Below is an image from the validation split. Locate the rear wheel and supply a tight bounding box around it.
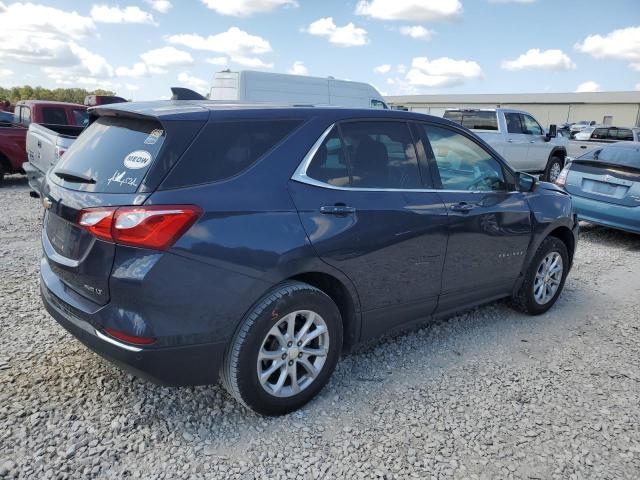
[512,237,569,315]
[544,155,564,183]
[221,281,342,415]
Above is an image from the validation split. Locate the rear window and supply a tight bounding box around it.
[443,111,498,131]
[578,145,640,170]
[163,119,303,188]
[42,107,68,125]
[72,109,88,126]
[52,116,166,193]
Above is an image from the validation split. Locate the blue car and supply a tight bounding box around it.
[0,110,14,123]
[40,101,578,415]
[556,142,640,234]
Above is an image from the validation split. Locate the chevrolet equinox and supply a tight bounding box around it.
[40,102,578,415]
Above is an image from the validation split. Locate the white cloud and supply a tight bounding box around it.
[501,49,576,71]
[201,0,297,16]
[116,62,148,78]
[206,56,229,66]
[0,2,95,40]
[374,64,392,74]
[631,63,640,71]
[575,26,640,71]
[177,72,208,93]
[90,5,155,24]
[636,83,640,91]
[406,56,483,87]
[399,25,433,41]
[125,83,140,91]
[168,27,272,58]
[575,81,600,93]
[488,0,535,3]
[288,61,308,75]
[232,56,274,69]
[355,0,462,21]
[144,0,172,13]
[0,68,13,79]
[68,42,114,77]
[140,46,194,73]
[306,17,368,47]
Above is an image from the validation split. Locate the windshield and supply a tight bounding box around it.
[577,145,640,170]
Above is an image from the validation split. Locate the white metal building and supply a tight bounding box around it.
[385,91,640,128]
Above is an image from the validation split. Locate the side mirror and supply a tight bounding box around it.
[545,124,557,141]
[516,172,536,192]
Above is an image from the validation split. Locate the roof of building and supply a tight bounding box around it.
[385,91,640,105]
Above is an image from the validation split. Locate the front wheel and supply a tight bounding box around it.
[544,155,564,183]
[221,282,343,416]
[512,237,569,315]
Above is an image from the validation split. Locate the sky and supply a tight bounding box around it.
[0,0,639,101]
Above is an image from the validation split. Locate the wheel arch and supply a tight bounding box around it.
[548,146,567,162]
[547,225,576,268]
[288,271,360,352]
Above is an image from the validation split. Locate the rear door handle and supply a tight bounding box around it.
[580,145,587,149]
[507,139,514,143]
[320,205,356,216]
[450,202,475,213]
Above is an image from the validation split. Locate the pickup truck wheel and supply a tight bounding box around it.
[544,156,564,183]
[221,281,343,416]
[512,237,569,315]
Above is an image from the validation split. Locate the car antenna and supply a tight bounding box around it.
[171,87,206,101]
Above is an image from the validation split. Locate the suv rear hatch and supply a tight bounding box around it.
[41,105,208,306]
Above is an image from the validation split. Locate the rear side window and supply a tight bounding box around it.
[306,121,422,189]
[614,128,633,141]
[42,107,68,125]
[52,116,166,193]
[592,128,608,140]
[164,119,303,188]
[443,111,498,131]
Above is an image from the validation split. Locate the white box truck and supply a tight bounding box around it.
[209,70,388,109]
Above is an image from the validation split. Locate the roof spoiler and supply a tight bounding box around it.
[171,87,206,101]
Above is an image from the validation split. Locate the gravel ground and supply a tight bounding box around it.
[1,175,639,480]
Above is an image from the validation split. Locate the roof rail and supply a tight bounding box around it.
[171,87,206,101]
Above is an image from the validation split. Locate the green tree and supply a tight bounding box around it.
[0,85,117,106]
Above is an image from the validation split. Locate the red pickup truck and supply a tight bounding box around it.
[0,101,87,183]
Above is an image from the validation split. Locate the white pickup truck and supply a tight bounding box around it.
[24,123,84,196]
[443,108,568,182]
[567,125,640,158]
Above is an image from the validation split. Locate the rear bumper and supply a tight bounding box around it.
[41,278,227,387]
[571,194,640,234]
[22,162,45,195]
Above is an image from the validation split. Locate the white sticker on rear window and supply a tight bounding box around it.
[144,129,164,145]
[124,150,152,170]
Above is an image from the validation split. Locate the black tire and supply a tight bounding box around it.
[512,236,569,315]
[221,281,343,416]
[544,155,564,183]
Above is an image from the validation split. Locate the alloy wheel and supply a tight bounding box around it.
[257,310,330,398]
[533,252,563,305]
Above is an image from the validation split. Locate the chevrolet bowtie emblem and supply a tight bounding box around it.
[42,197,52,210]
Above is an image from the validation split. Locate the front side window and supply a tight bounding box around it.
[72,109,89,126]
[21,106,31,124]
[422,124,508,192]
[521,115,543,136]
[443,111,498,131]
[370,99,387,109]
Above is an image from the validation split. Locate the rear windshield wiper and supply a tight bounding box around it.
[54,169,96,184]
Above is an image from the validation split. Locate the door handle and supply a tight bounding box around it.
[529,140,536,143]
[37,141,42,148]
[580,145,587,149]
[507,139,514,143]
[450,202,475,213]
[320,205,356,216]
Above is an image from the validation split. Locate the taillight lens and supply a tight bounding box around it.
[555,165,571,187]
[78,205,202,250]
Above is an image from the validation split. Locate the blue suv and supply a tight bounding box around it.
[40,102,578,415]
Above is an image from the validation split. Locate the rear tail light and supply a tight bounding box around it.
[78,205,202,250]
[104,327,156,345]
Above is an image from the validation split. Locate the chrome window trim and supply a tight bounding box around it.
[95,329,143,352]
[291,122,519,195]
